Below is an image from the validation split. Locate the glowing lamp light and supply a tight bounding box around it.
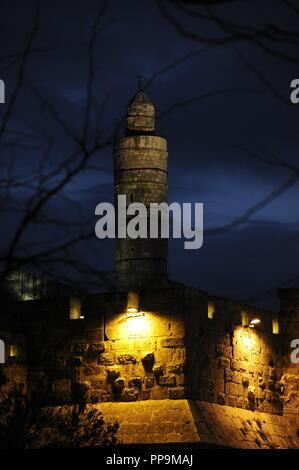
[126,309,144,318]
[249,318,260,328]
[126,312,149,336]
[80,315,85,320]
[241,312,261,328]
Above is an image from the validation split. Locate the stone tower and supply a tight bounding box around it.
[113,81,168,289]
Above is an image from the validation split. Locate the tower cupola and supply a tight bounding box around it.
[126,78,155,135]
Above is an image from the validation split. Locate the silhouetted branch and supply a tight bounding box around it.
[156,0,299,63]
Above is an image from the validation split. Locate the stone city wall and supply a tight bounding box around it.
[6,285,298,420]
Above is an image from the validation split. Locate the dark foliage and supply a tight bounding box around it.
[0,372,119,449]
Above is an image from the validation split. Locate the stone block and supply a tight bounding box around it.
[133,339,155,350]
[71,380,90,402]
[110,339,133,350]
[217,357,230,369]
[117,354,137,364]
[98,353,115,365]
[106,366,120,382]
[160,338,184,348]
[216,344,226,357]
[90,390,102,403]
[87,342,105,355]
[225,369,233,382]
[229,382,242,396]
[139,389,151,400]
[153,365,164,377]
[167,362,185,374]
[101,390,114,402]
[121,388,138,402]
[129,377,142,389]
[71,343,88,354]
[167,387,185,399]
[144,376,155,388]
[217,393,226,405]
[155,349,174,363]
[173,348,186,362]
[151,387,168,400]
[52,379,71,398]
[83,365,102,376]
[113,377,125,393]
[177,373,185,386]
[158,374,176,386]
[89,377,105,390]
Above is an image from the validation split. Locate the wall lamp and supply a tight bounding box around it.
[241,312,261,328]
[249,318,260,328]
[126,291,144,317]
[126,310,144,318]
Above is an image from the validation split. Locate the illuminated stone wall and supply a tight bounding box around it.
[97,400,299,447]
[2,284,298,422]
[185,293,284,414]
[0,363,27,406]
[33,287,187,404]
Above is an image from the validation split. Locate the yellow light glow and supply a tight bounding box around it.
[126,314,150,336]
[9,345,18,358]
[242,334,254,349]
[249,318,260,328]
[70,297,82,320]
[208,302,215,320]
[236,329,256,351]
[127,307,140,316]
[272,314,279,335]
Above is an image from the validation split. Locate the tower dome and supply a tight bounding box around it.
[126,80,155,135]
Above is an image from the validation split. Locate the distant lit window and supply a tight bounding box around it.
[0,339,5,363]
[69,297,82,320]
[272,313,280,335]
[9,345,18,358]
[208,301,215,319]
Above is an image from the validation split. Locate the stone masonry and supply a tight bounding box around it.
[113,85,168,290]
[1,85,299,448]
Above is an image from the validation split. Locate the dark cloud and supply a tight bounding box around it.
[1,0,299,309]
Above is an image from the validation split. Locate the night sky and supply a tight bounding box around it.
[1,0,299,310]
